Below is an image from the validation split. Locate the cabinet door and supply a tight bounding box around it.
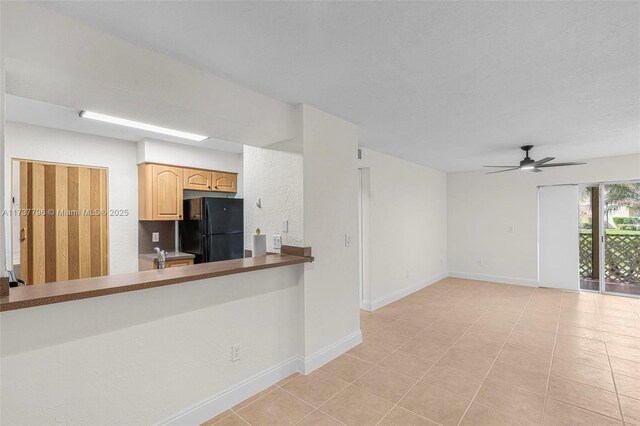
[166,258,194,268]
[211,171,237,193]
[152,165,183,220]
[183,168,212,191]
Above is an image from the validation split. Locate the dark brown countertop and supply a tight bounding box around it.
[1,253,312,312]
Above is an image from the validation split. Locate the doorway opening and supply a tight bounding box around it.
[358,167,370,309]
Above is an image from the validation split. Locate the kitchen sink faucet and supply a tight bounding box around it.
[154,247,167,269]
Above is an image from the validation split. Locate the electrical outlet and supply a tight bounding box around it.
[231,344,241,362]
[508,225,514,233]
[152,232,160,242]
[477,259,483,266]
[405,270,409,278]
[345,234,351,247]
[273,235,282,249]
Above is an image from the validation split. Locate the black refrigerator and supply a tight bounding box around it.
[179,197,244,263]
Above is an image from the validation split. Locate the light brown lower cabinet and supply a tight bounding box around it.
[19,161,108,285]
[139,257,194,271]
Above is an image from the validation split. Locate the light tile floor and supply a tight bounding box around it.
[203,278,640,425]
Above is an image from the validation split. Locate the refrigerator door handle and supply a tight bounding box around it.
[202,235,208,262]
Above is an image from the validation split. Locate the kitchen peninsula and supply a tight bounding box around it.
[0,246,313,312]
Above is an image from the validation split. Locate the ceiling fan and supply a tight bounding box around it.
[484,145,586,174]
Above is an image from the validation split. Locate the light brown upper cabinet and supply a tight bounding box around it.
[183,168,213,191]
[211,171,238,193]
[139,163,238,220]
[139,164,183,221]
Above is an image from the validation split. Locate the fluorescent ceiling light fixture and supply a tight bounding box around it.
[520,165,534,170]
[79,111,208,141]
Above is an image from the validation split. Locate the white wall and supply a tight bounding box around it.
[448,154,640,285]
[0,266,303,425]
[0,3,6,275]
[4,122,139,275]
[301,105,360,356]
[243,145,303,252]
[137,138,244,198]
[358,148,448,308]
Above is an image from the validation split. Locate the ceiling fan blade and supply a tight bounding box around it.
[537,162,587,168]
[532,157,555,166]
[486,167,521,174]
[483,165,520,168]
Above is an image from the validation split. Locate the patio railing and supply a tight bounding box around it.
[579,233,640,284]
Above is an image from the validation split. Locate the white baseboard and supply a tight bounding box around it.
[361,272,447,311]
[159,356,300,426]
[301,329,362,374]
[159,330,362,425]
[448,271,539,287]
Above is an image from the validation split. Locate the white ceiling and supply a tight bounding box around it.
[5,95,244,153]
[38,1,640,172]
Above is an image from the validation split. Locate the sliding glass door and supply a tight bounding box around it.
[602,181,640,296]
[542,181,638,297]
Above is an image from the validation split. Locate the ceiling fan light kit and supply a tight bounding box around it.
[484,145,586,174]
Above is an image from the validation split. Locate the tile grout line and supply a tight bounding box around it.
[314,353,410,424]
[276,378,349,426]
[539,290,564,424]
[373,286,514,426]
[293,407,347,426]
[226,408,251,426]
[229,386,279,424]
[299,349,402,424]
[455,288,538,425]
[595,295,626,424]
[231,374,348,426]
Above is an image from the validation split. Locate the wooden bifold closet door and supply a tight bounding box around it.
[20,161,108,285]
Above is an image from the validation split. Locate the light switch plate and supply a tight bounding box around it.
[152,232,160,243]
[282,219,288,233]
[231,344,241,362]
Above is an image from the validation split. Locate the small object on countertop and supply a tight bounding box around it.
[0,277,9,297]
[252,233,267,257]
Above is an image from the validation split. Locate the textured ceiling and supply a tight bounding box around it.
[38,1,640,171]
